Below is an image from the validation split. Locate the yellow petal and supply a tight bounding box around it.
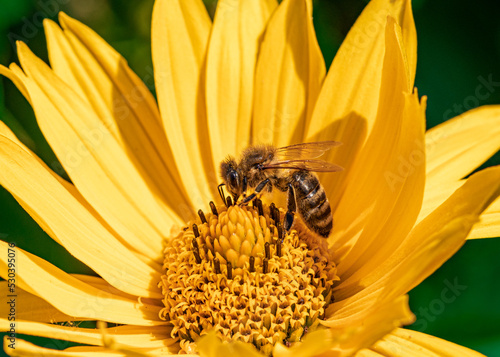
[206,0,276,167]
[338,165,500,307]
[49,15,192,222]
[0,242,165,326]
[323,296,414,357]
[359,328,486,357]
[419,178,500,240]
[152,0,217,207]
[197,331,262,357]
[468,196,500,239]
[15,42,176,261]
[425,105,500,188]
[0,133,162,298]
[0,320,172,350]
[332,19,425,282]
[0,283,79,323]
[3,337,163,357]
[0,64,31,103]
[273,330,334,357]
[306,0,415,210]
[252,0,325,147]
[417,180,464,224]
[0,84,161,267]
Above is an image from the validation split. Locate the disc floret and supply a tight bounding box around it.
[159,200,339,355]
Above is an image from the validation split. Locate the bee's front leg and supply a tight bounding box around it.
[240,178,271,205]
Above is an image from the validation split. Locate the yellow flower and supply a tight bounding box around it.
[0,0,499,356]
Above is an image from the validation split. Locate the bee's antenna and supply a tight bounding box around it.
[218,183,227,206]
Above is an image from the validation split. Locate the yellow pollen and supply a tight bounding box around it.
[159,200,339,355]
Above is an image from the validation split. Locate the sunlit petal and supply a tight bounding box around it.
[0,242,165,325]
[357,328,486,357]
[306,0,416,211]
[15,42,178,261]
[0,320,173,350]
[0,132,162,297]
[252,0,325,147]
[0,283,78,323]
[152,0,216,209]
[426,105,500,188]
[48,15,192,222]
[332,19,425,282]
[206,0,276,168]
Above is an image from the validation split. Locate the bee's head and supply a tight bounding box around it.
[220,157,245,200]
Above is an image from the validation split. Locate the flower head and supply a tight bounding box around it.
[1,0,499,356]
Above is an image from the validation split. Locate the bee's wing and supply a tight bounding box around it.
[262,159,343,172]
[275,141,342,160]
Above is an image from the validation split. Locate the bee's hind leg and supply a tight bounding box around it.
[240,178,271,205]
[284,184,296,232]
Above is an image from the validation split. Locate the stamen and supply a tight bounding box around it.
[277,221,283,242]
[271,204,280,223]
[193,247,201,264]
[249,256,255,273]
[227,261,233,279]
[214,257,221,274]
[198,209,207,224]
[209,201,218,216]
[226,196,233,207]
[269,202,276,220]
[277,239,282,257]
[265,242,270,259]
[192,224,200,238]
[256,198,264,216]
[263,258,269,274]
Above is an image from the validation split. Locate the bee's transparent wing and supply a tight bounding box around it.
[263,159,343,172]
[275,141,342,160]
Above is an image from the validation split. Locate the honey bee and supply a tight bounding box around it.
[219,142,342,238]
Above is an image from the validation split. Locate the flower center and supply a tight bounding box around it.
[159,199,339,355]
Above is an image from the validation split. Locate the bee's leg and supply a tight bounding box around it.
[218,183,227,206]
[284,184,296,232]
[240,178,271,205]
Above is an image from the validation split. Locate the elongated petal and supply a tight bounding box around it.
[197,331,264,357]
[206,0,276,168]
[417,180,463,223]
[15,42,176,262]
[0,64,31,103]
[335,166,500,312]
[420,182,500,239]
[306,0,415,211]
[468,196,500,239]
[0,133,162,298]
[273,330,334,357]
[332,19,425,281]
[3,337,164,357]
[152,0,217,208]
[357,328,486,357]
[426,105,500,188]
[252,0,325,147]
[0,283,79,323]
[419,180,500,240]
[0,242,165,326]
[49,15,191,223]
[322,296,414,357]
[0,320,172,349]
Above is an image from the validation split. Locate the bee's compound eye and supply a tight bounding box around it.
[228,171,239,190]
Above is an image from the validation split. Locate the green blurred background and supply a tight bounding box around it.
[1,0,500,355]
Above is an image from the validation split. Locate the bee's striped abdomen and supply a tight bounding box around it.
[292,171,332,238]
